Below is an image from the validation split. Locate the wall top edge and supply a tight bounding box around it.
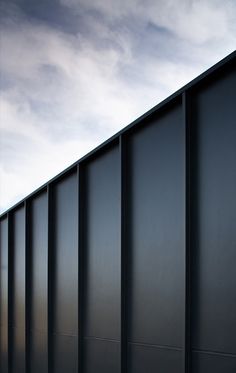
[0,50,235,219]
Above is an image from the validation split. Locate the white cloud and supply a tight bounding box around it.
[0,0,235,213]
[61,0,236,45]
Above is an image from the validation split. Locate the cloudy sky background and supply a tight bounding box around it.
[0,0,236,213]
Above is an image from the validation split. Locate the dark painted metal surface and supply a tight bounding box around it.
[83,144,121,372]
[128,344,183,373]
[28,192,48,373]
[10,207,26,373]
[191,351,236,373]
[84,338,121,373]
[126,100,185,371]
[51,172,78,372]
[120,135,128,373]
[0,51,235,373]
[191,64,236,368]
[83,145,120,339]
[0,217,8,372]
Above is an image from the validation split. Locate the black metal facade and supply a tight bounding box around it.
[0,51,236,373]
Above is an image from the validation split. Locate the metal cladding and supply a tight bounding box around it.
[0,51,236,373]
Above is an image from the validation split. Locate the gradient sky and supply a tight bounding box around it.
[0,0,236,213]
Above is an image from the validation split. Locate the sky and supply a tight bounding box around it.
[0,0,236,213]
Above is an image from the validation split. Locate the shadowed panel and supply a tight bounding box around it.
[191,66,236,355]
[29,192,48,372]
[53,335,78,373]
[0,218,8,373]
[128,103,185,352]
[11,207,25,373]
[53,172,78,335]
[128,343,183,373]
[84,145,120,340]
[52,171,78,372]
[84,338,120,373]
[192,351,236,373]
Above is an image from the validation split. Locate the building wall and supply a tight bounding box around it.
[0,53,235,372]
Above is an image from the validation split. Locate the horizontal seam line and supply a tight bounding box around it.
[128,341,182,351]
[28,328,48,334]
[51,331,78,337]
[84,336,120,343]
[192,349,236,358]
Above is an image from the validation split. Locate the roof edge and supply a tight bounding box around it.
[1,50,235,218]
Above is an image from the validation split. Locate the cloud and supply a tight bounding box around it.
[0,0,236,213]
[61,0,236,44]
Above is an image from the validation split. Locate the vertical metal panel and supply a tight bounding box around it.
[127,102,185,371]
[52,171,78,372]
[8,214,13,373]
[183,90,192,373]
[84,338,121,373]
[28,191,48,373]
[47,184,53,373]
[83,144,121,372]
[128,344,183,373]
[11,206,26,373]
[25,200,30,373]
[191,65,236,367]
[0,217,8,373]
[29,331,48,372]
[120,135,128,373]
[53,334,78,373]
[78,163,84,373]
[191,351,236,373]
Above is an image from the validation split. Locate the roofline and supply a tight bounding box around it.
[1,50,235,219]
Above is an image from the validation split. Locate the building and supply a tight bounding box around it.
[0,51,236,373]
